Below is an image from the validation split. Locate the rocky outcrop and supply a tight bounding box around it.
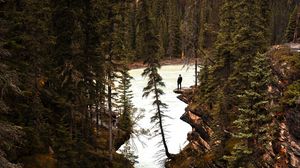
[0,122,24,168]
[174,87,212,144]
[268,45,300,168]
[275,121,300,168]
[166,87,215,168]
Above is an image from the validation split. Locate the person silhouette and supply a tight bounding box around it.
[177,74,182,90]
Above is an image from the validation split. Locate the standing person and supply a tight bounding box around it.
[177,74,182,90]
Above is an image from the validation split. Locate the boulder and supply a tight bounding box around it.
[180,111,211,141]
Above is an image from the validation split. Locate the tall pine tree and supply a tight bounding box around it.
[139,0,172,159]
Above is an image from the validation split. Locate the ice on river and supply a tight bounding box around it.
[124,64,195,168]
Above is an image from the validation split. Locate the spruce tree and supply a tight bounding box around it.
[285,5,298,42]
[198,0,236,105]
[196,0,236,162]
[167,0,181,58]
[129,0,138,52]
[227,0,268,99]
[181,0,202,86]
[223,0,273,166]
[181,0,201,59]
[117,67,134,135]
[1,0,56,161]
[258,0,271,43]
[214,0,235,81]
[194,0,274,166]
[50,1,82,166]
[114,1,134,132]
[139,0,172,159]
[226,52,273,167]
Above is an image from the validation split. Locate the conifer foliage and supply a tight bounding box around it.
[139,0,172,159]
[224,0,274,166]
[1,0,299,167]
[225,53,273,167]
[196,0,275,167]
[1,0,134,167]
[285,5,299,42]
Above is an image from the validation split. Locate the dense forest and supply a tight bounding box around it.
[1,0,300,168]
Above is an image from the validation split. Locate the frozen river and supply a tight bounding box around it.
[127,64,195,168]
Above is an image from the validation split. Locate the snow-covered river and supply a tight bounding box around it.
[127,64,195,168]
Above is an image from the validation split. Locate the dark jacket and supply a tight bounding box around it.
[177,76,182,83]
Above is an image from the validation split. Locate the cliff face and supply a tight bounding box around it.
[268,44,300,168]
[167,45,300,168]
[167,88,215,168]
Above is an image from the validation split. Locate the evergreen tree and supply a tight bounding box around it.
[81,0,102,140]
[181,0,201,59]
[152,0,170,58]
[223,0,273,166]
[0,49,19,114]
[196,0,236,162]
[225,53,273,167]
[50,1,84,166]
[129,0,138,53]
[228,0,269,98]
[199,0,236,105]
[167,0,181,58]
[3,0,297,167]
[181,0,202,86]
[285,5,298,42]
[114,1,134,132]
[194,0,274,166]
[1,0,56,162]
[139,0,172,159]
[214,0,235,81]
[259,0,271,43]
[117,67,134,136]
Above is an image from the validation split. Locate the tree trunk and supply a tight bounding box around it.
[293,11,300,43]
[154,80,171,158]
[108,71,113,161]
[195,58,198,86]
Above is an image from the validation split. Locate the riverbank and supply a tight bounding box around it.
[129,58,196,69]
